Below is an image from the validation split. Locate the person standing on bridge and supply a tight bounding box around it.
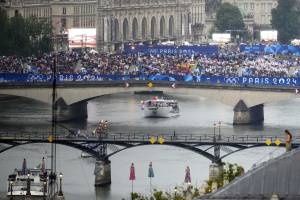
[285,129,292,152]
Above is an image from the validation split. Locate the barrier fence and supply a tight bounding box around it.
[0,73,299,87]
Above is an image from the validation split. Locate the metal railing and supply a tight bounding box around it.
[0,132,298,145]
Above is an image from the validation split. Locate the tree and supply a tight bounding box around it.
[215,3,245,33]
[271,0,300,44]
[0,8,10,55]
[25,16,53,55]
[9,13,31,56]
[0,12,53,56]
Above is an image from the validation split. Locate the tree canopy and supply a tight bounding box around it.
[271,0,300,44]
[0,8,53,56]
[215,3,245,33]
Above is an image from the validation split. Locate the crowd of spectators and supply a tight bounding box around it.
[0,50,300,77]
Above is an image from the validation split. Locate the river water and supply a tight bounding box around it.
[0,92,299,199]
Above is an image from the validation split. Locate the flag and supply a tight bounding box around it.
[129,163,135,181]
[148,162,154,178]
[148,162,154,194]
[22,158,27,175]
[129,163,136,194]
[184,166,191,183]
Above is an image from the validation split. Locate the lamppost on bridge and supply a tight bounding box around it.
[26,173,31,196]
[213,122,217,142]
[218,121,221,140]
[43,180,47,200]
[58,172,63,197]
[213,122,221,163]
[9,180,13,200]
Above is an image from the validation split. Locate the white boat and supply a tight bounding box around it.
[7,169,48,197]
[7,159,48,197]
[141,97,179,118]
[81,151,92,158]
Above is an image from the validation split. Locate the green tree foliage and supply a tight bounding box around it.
[0,8,11,55]
[215,3,245,33]
[9,13,31,56]
[0,9,53,56]
[129,187,197,200]
[271,0,300,44]
[25,16,53,55]
[205,163,245,194]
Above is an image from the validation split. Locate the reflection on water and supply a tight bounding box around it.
[0,92,299,199]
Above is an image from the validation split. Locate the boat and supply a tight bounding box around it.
[7,158,48,197]
[81,151,92,158]
[141,97,179,118]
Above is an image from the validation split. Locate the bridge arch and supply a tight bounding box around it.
[0,140,291,163]
[0,141,216,161]
[0,84,296,108]
[0,141,101,158]
[105,142,216,161]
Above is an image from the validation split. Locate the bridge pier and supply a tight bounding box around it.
[233,100,264,125]
[209,162,223,180]
[94,159,111,186]
[56,100,88,122]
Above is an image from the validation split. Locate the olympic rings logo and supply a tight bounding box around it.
[225,77,239,84]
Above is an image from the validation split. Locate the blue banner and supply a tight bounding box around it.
[0,73,299,87]
[239,44,265,53]
[124,44,218,55]
[240,44,300,55]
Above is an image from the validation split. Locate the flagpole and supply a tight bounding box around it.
[150,177,152,195]
[131,180,133,194]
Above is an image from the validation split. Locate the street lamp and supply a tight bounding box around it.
[58,173,63,196]
[218,121,221,140]
[9,180,13,199]
[43,181,47,200]
[213,122,217,141]
[26,173,31,196]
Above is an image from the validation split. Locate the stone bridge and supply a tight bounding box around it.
[0,81,296,124]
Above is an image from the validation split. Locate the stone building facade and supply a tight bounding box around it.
[222,0,277,33]
[96,0,206,51]
[2,0,279,51]
[2,0,96,35]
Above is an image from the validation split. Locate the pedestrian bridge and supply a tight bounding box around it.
[0,81,296,124]
[0,132,298,186]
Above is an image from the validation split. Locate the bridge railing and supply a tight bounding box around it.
[0,132,299,145]
[0,74,299,88]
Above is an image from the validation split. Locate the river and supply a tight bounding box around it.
[0,92,299,199]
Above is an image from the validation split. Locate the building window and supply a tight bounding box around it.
[63,8,66,15]
[61,18,66,28]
